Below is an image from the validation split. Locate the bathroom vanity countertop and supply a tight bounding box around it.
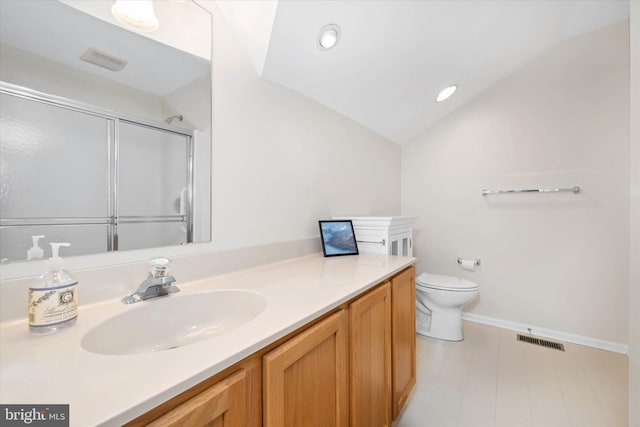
[0,253,415,426]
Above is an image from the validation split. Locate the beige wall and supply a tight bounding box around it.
[401,23,630,345]
[629,3,639,425]
[0,0,400,280]
[208,1,400,250]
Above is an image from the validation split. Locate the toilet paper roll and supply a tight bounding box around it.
[461,259,476,272]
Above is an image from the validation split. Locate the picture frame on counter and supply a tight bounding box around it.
[318,220,359,257]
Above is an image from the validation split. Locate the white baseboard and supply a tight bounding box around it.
[462,312,629,355]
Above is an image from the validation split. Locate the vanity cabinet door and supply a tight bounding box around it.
[349,281,391,427]
[146,369,248,427]
[263,310,349,427]
[391,266,416,419]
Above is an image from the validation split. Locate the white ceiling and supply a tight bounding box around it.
[250,0,630,144]
[2,1,628,139]
[0,0,210,97]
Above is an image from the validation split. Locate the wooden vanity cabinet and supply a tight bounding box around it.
[263,269,415,427]
[146,369,248,427]
[126,266,415,427]
[262,310,349,427]
[391,266,416,419]
[348,266,416,425]
[124,356,262,427]
[349,281,391,427]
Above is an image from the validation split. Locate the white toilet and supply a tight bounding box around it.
[415,273,479,341]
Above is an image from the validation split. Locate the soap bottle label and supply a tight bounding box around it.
[28,282,78,328]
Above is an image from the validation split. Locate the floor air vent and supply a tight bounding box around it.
[517,334,565,351]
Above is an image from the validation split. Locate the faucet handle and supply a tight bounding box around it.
[149,257,171,278]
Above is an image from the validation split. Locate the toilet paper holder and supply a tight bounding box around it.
[457,257,481,266]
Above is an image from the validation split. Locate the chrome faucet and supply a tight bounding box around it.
[122,257,180,304]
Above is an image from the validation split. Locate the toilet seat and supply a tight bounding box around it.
[416,273,478,291]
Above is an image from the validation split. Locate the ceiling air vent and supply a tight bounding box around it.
[517,334,565,351]
[80,48,127,72]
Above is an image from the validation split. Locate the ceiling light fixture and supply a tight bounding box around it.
[436,85,457,102]
[112,0,159,32]
[318,24,341,50]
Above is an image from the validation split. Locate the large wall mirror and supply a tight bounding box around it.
[0,0,212,263]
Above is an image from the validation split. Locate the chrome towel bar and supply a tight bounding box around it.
[481,186,580,196]
[357,239,386,246]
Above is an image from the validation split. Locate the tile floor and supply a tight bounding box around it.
[393,321,628,427]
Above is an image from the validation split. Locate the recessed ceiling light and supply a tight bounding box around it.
[436,85,457,102]
[112,0,159,32]
[318,24,341,50]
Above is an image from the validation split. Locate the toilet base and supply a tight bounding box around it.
[416,309,465,341]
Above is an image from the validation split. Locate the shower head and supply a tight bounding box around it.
[165,114,183,124]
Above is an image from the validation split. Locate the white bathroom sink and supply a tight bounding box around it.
[81,290,268,355]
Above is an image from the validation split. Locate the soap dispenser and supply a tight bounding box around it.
[27,235,45,260]
[28,243,78,334]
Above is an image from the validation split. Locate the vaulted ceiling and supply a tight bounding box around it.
[217,0,629,144]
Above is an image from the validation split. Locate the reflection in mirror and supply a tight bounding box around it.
[0,0,212,263]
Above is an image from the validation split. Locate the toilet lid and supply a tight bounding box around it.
[416,273,478,291]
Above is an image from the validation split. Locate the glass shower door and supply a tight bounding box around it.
[116,120,192,251]
[0,86,197,262]
[0,92,110,261]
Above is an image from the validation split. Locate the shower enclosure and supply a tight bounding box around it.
[0,84,194,262]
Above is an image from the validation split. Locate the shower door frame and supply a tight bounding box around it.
[0,82,194,255]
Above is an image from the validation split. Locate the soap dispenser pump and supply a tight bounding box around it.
[28,242,79,334]
[27,235,45,260]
